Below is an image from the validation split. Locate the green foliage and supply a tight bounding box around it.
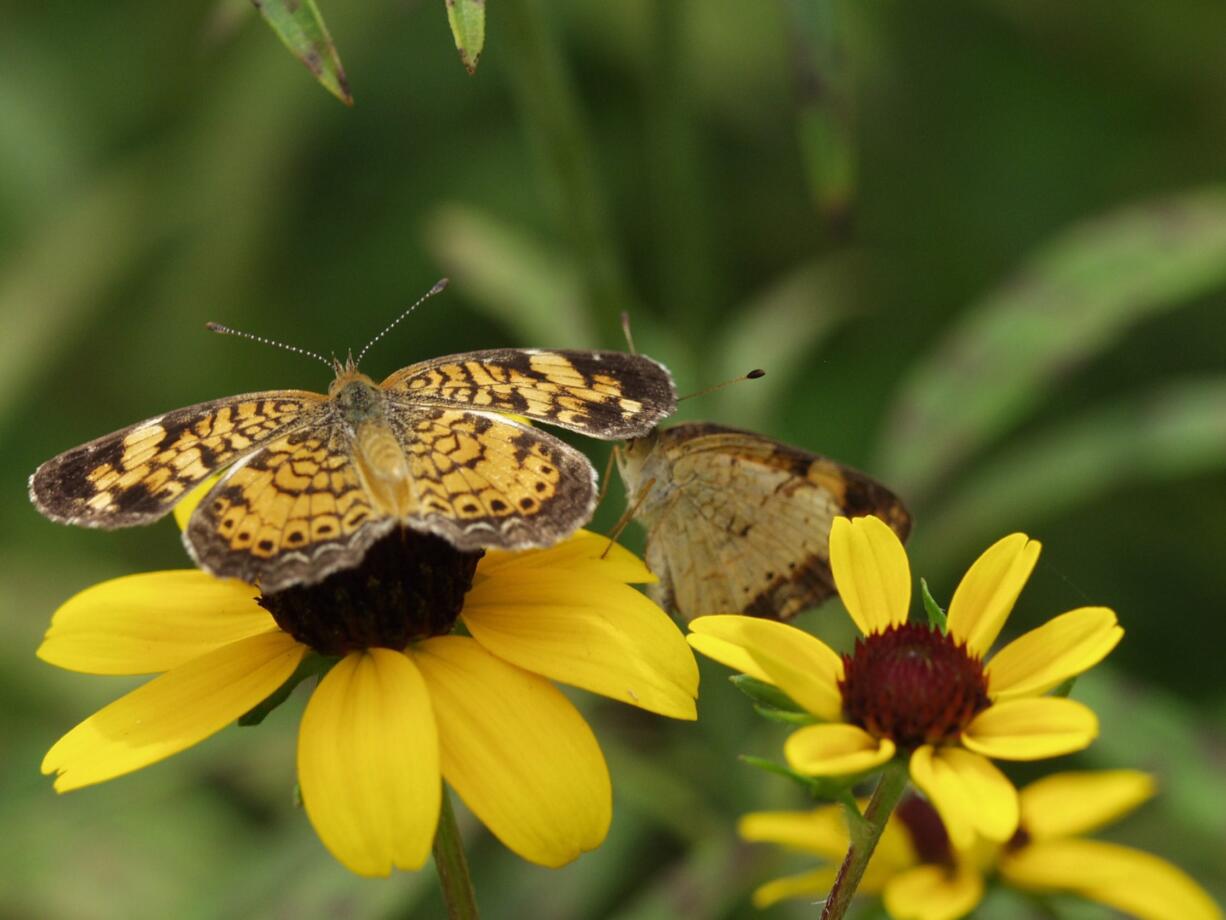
[252,0,352,105]
[919,578,947,632]
[446,0,488,75]
[4,2,1226,917]
[879,187,1226,505]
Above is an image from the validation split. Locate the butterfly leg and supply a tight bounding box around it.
[600,475,656,559]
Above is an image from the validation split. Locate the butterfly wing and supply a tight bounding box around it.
[380,349,676,439]
[30,391,326,529]
[629,423,911,621]
[389,407,597,551]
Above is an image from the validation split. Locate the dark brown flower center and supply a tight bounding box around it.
[839,622,990,749]
[258,530,483,656]
[895,794,954,868]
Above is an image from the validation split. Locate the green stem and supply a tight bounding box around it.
[432,785,479,920]
[646,0,713,350]
[498,0,639,344]
[820,761,908,920]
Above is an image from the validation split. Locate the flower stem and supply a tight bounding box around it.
[820,761,909,920]
[433,784,479,920]
[498,0,640,344]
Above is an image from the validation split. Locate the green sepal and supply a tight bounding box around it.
[740,755,860,801]
[1051,675,1077,698]
[239,653,334,726]
[753,704,819,726]
[920,577,947,632]
[731,674,806,712]
[251,0,353,106]
[445,0,487,75]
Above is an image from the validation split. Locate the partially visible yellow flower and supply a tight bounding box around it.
[39,530,699,877]
[997,771,1222,920]
[689,515,1122,847]
[741,772,1221,920]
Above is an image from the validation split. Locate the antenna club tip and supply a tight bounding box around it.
[205,321,226,333]
[747,368,766,379]
[431,278,450,293]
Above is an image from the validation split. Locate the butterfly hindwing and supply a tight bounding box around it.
[392,407,597,550]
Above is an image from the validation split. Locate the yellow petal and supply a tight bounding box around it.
[785,723,896,776]
[173,473,223,531]
[739,804,916,875]
[909,746,1018,846]
[961,697,1098,760]
[37,571,271,675]
[1001,839,1223,920]
[738,806,850,858]
[43,630,302,792]
[476,530,654,584]
[883,864,985,920]
[688,615,844,721]
[1018,770,1155,841]
[751,868,839,909]
[986,607,1122,701]
[297,649,440,877]
[687,633,773,684]
[829,515,911,635]
[412,636,611,867]
[462,572,697,719]
[946,534,1040,656]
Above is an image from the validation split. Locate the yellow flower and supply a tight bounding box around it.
[688,515,1122,847]
[741,772,1222,920]
[39,527,698,877]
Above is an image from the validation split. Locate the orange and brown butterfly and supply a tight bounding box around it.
[613,374,909,622]
[29,281,677,593]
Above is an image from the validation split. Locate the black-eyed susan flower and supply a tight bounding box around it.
[688,515,1122,848]
[740,772,1221,920]
[39,517,699,877]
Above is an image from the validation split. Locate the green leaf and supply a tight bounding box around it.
[752,704,819,726]
[919,377,1226,569]
[251,0,353,106]
[445,0,487,75]
[879,187,1226,503]
[238,653,332,726]
[920,578,947,632]
[730,674,807,712]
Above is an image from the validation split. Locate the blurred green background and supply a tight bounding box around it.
[3,1,1225,917]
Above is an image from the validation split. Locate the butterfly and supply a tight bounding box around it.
[614,422,910,621]
[30,347,676,593]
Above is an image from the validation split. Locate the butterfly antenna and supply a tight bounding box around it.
[620,311,637,354]
[677,368,765,402]
[355,277,450,366]
[205,322,332,369]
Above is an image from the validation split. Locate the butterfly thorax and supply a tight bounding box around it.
[616,431,674,521]
[329,370,413,514]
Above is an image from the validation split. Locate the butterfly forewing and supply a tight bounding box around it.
[619,423,911,621]
[29,392,326,529]
[380,349,676,439]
